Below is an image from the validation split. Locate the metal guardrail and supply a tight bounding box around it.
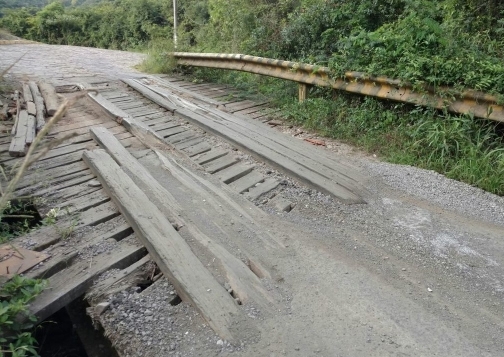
[173,52,504,123]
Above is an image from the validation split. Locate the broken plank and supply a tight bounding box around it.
[218,163,255,184]
[28,238,145,323]
[245,178,281,200]
[82,149,240,341]
[38,81,59,116]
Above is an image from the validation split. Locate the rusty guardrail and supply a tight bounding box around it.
[173,52,504,123]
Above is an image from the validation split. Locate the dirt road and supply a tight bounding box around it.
[2,43,503,356]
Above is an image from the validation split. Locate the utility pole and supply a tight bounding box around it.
[173,0,178,48]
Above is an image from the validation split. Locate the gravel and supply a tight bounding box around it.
[364,161,504,227]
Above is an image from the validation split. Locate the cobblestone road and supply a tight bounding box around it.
[0,43,145,84]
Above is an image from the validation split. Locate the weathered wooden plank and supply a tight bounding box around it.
[183,141,212,157]
[9,110,29,157]
[204,154,239,174]
[165,130,196,144]
[28,81,46,131]
[245,178,281,200]
[218,163,255,184]
[229,171,265,193]
[25,115,36,145]
[22,83,34,103]
[25,217,132,280]
[38,81,60,116]
[174,137,204,150]
[89,127,182,220]
[86,255,151,305]
[194,149,228,165]
[156,126,186,138]
[10,90,20,136]
[82,149,240,341]
[26,102,36,116]
[28,238,145,323]
[18,161,88,190]
[17,201,121,251]
[149,121,180,132]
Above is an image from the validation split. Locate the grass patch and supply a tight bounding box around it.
[181,67,504,195]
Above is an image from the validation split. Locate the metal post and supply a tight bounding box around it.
[173,0,178,48]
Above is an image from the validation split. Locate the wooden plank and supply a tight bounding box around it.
[25,115,36,145]
[229,171,265,193]
[156,126,186,138]
[150,121,180,132]
[175,137,204,150]
[245,178,281,200]
[10,90,20,136]
[218,164,255,184]
[194,149,228,165]
[30,82,46,131]
[86,255,151,305]
[89,127,182,222]
[82,149,240,341]
[25,217,132,280]
[165,130,196,144]
[9,110,29,157]
[22,83,34,103]
[183,141,212,157]
[17,161,88,190]
[38,81,59,116]
[28,238,145,323]
[17,200,121,251]
[204,154,239,174]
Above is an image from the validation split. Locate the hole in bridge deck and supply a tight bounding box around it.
[34,297,119,357]
[0,198,42,240]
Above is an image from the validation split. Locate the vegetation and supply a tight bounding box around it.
[1,1,504,195]
[0,276,46,357]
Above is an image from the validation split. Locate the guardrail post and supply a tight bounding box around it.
[298,83,308,102]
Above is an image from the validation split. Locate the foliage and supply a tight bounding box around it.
[0,276,46,357]
[281,94,504,195]
[1,0,172,50]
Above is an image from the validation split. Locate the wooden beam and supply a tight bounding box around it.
[38,81,59,116]
[9,110,29,156]
[82,149,240,341]
[29,81,46,130]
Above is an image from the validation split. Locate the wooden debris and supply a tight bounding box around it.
[29,81,46,130]
[26,101,36,116]
[10,90,20,136]
[304,138,326,146]
[22,82,34,103]
[28,237,145,323]
[9,110,29,156]
[25,115,36,144]
[38,81,59,116]
[82,149,240,341]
